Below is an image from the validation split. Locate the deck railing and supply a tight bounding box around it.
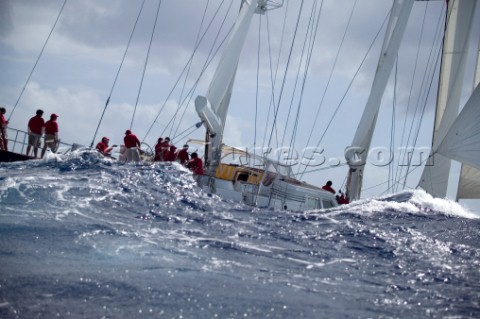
[3,126,72,156]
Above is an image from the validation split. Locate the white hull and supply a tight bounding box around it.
[198,174,337,211]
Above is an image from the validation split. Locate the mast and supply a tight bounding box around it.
[345,0,415,201]
[195,0,271,176]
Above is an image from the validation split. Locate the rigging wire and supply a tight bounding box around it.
[294,162,348,176]
[298,9,391,179]
[254,16,262,162]
[90,0,147,147]
[392,1,430,191]
[142,0,229,142]
[288,0,323,172]
[8,0,68,121]
[302,0,358,153]
[401,44,443,189]
[172,122,203,142]
[159,31,231,140]
[158,0,234,140]
[260,11,283,154]
[375,151,431,194]
[289,1,323,172]
[281,0,318,150]
[171,0,211,138]
[266,0,305,159]
[388,61,398,193]
[130,0,162,130]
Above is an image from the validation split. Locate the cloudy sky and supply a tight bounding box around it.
[1,0,478,206]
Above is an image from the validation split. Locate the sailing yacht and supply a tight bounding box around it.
[2,0,478,208]
[193,0,338,210]
[191,0,480,209]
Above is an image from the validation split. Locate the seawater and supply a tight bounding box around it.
[1,150,479,319]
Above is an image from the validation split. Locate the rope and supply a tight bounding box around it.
[8,0,68,121]
[90,0,147,147]
[130,0,162,129]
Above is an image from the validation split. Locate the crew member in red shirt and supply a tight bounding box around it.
[322,180,335,194]
[41,113,59,158]
[187,152,204,175]
[26,109,45,158]
[0,107,8,150]
[164,145,177,162]
[161,137,171,160]
[154,137,164,161]
[123,129,141,162]
[336,191,350,205]
[96,137,116,157]
[177,144,190,165]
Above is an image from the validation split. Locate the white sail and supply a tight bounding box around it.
[437,83,480,170]
[457,35,480,200]
[418,0,478,198]
[346,0,415,201]
[457,165,480,199]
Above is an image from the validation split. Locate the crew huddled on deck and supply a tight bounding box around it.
[323,180,350,205]
[153,137,201,175]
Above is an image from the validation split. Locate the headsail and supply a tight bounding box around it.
[436,83,480,170]
[418,0,478,198]
[457,165,480,199]
[456,38,480,200]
